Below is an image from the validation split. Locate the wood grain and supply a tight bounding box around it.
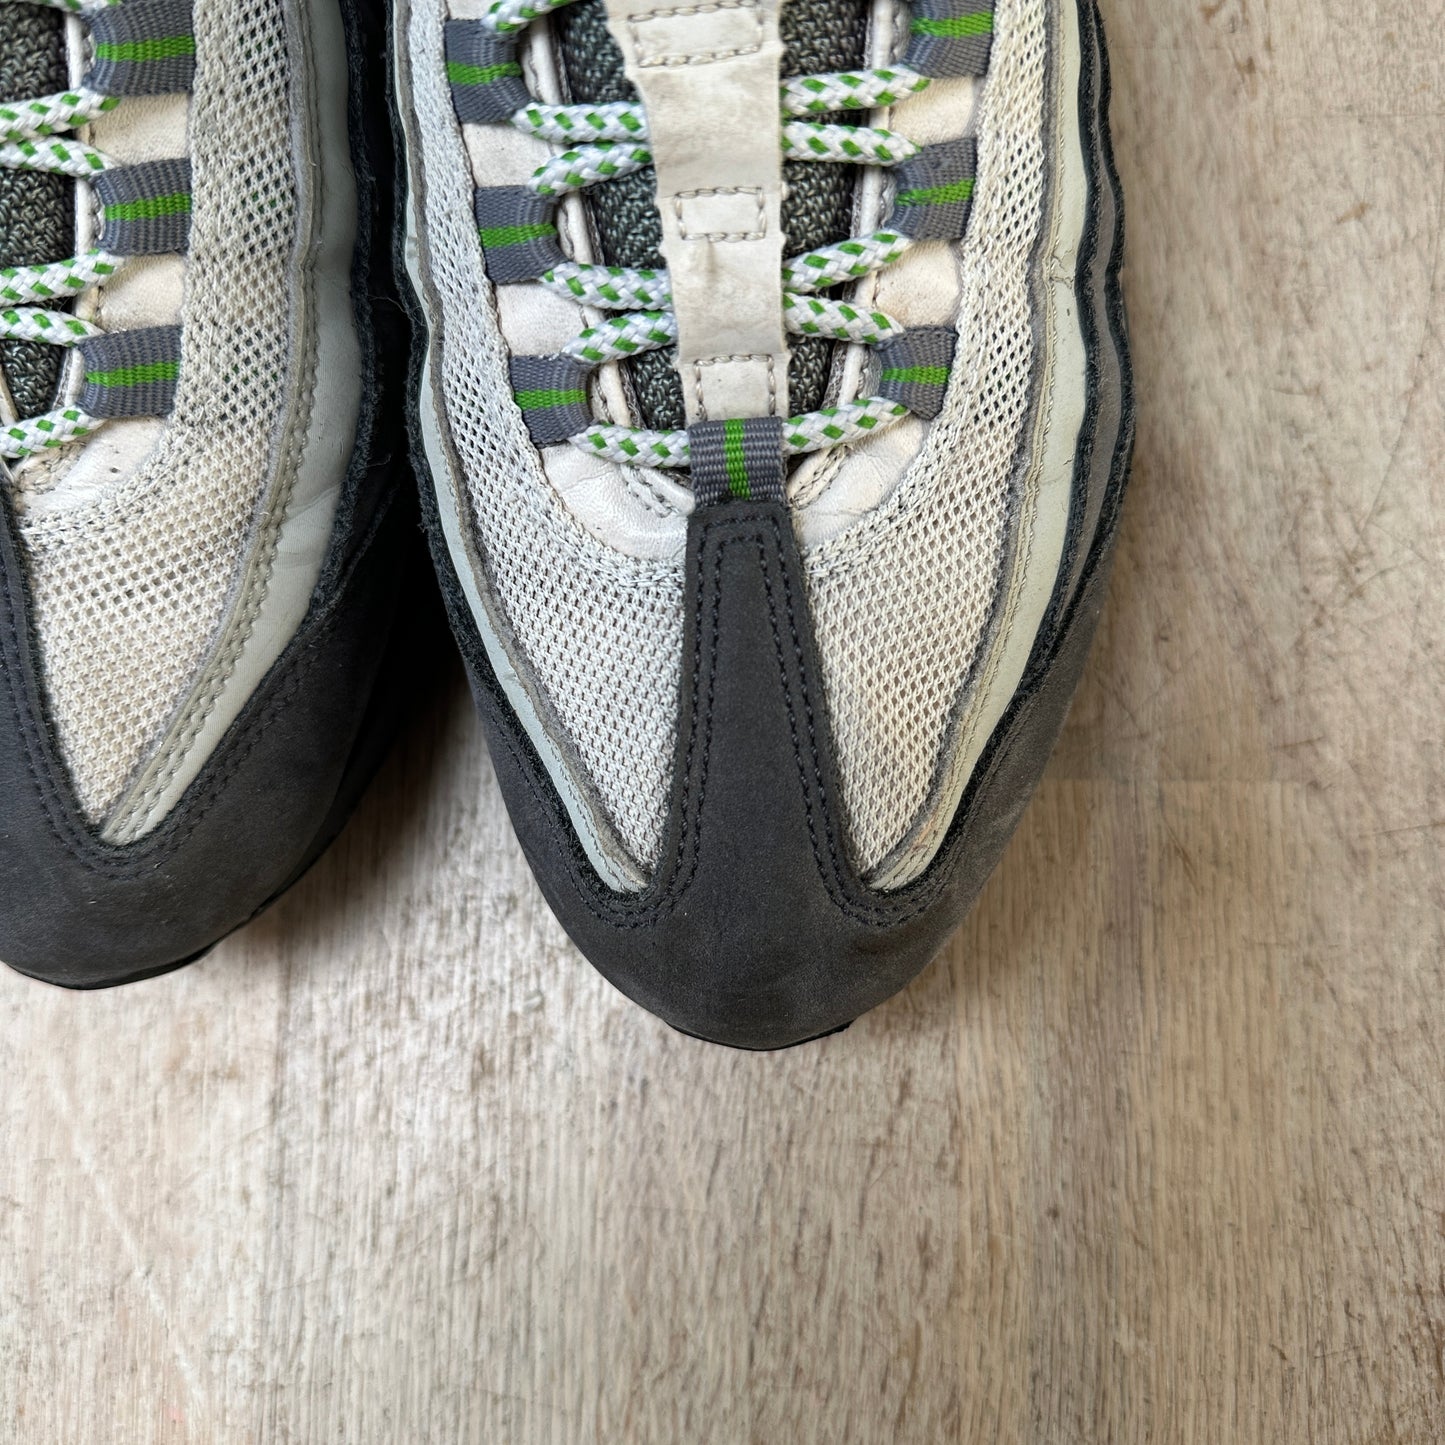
[3,1,1443,1439]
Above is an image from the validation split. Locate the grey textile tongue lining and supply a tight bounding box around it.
[553,0,868,433]
[0,6,72,422]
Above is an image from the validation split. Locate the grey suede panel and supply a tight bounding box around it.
[0,6,71,420]
[0,0,419,988]
[554,0,866,429]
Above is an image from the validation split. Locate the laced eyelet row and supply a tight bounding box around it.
[0,0,195,461]
[448,0,996,471]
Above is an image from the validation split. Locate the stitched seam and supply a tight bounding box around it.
[506,517,722,927]
[520,513,895,926]
[671,186,765,242]
[627,0,763,67]
[752,529,842,899]
[604,513,976,926]
[686,354,778,422]
[485,506,1089,934]
[112,69,329,834]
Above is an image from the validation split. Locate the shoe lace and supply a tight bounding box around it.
[0,0,188,461]
[467,0,991,470]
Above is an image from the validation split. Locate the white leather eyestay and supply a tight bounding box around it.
[601,0,790,423]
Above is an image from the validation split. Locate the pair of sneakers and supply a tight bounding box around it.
[0,0,1132,1049]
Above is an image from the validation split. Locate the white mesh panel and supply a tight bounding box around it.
[409,0,683,870]
[802,0,1050,875]
[17,0,299,821]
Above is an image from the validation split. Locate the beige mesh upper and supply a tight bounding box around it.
[14,0,302,822]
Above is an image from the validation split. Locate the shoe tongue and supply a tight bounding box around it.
[553,0,868,430]
[0,6,73,422]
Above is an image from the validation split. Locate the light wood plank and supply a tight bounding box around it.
[3,0,1444,1439]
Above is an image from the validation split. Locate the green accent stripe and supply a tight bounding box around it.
[478,221,557,247]
[103,191,191,222]
[722,418,750,500]
[514,387,585,410]
[94,36,196,62]
[897,177,975,207]
[882,364,949,385]
[86,360,179,388]
[911,13,993,38]
[447,59,522,86]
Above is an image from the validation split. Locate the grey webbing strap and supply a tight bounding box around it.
[510,356,591,444]
[887,139,978,241]
[87,0,196,97]
[688,417,786,508]
[905,0,994,80]
[875,327,956,420]
[93,159,192,256]
[474,186,564,284]
[78,324,182,418]
[446,21,529,124]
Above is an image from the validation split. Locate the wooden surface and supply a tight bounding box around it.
[4,3,1444,1440]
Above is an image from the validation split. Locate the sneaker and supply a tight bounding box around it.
[0,0,413,986]
[396,0,1134,1047]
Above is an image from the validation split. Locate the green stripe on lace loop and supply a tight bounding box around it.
[722,420,750,499]
[102,190,191,222]
[478,220,556,247]
[905,0,994,78]
[78,325,183,417]
[452,0,988,476]
[87,0,197,96]
[445,21,530,122]
[687,418,786,506]
[875,328,956,419]
[447,60,522,87]
[515,387,587,410]
[474,186,565,281]
[85,359,179,388]
[896,177,975,208]
[92,159,193,253]
[888,140,977,239]
[509,356,592,442]
[93,36,195,62]
[0,0,192,459]
[882,365,949,385]
[912,13,993,37]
